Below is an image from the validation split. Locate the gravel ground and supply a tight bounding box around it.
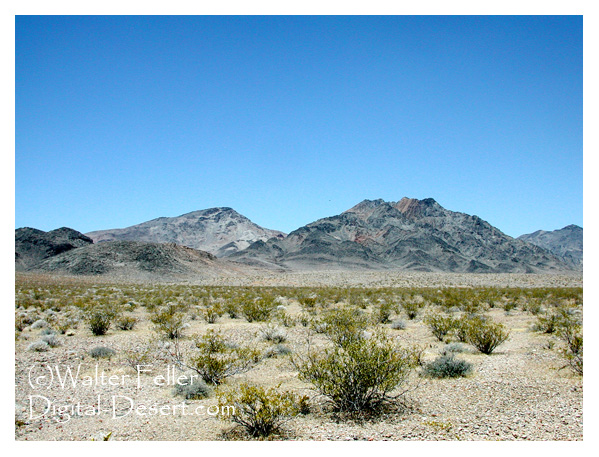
[14,275,583,441]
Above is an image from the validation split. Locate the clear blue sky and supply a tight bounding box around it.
[16,15,582,237]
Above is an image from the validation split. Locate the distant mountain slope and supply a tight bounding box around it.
[29,240,257,281]
[518,225,582,270]
[15,227,93,271]
[230,198,572,273]
[86,207,285,257]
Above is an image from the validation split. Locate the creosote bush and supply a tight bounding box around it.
[151,304,187,339]
[424,313,455,342]
[218,383,305,438]
[187,329,260,385]
[316,307,369,348]
[86,309,117,336]
[242,297,276,322]
[402,301,423,320]
[464,316,510,354]
[558,320,582,375]
[116,316,138,331]
[294,330,414,413]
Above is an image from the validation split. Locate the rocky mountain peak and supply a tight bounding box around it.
[86,207,285,257]
[394,197,443,218]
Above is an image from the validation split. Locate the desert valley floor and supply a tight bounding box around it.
[15,271,582,441]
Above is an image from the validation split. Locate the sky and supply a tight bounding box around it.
[15,15,582,238]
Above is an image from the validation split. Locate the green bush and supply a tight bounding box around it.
[188,330,260,384]
[464,317,510,354]
[218,383,304,438]
[242,297,275,322]
[401,301,423,320]
[86,306,118,336]
[150,304,187,339]
[116,315,138,331]
[423,355,472,378]
[203,303,223,324]
[424,313,455,341]
[533,312,562,334]
[558,321,582,375]
[316,307,369,348]
[294,331,414,413]
[374,302,393,324]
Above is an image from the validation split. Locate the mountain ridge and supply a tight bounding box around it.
[518,225,582,270]
[230,197,574,273]
[85,207,285,257]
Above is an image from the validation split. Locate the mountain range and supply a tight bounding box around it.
[518,224,583,270]
[16,198,582,277]
[229,198,574,273]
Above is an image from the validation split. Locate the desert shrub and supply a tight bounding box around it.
[558,321,583,375]
[224,301,240,319]
[116,316,138,331]
[263,344,292,359]
[424,313,456,342]
[452,315,474,343]
[187,330,260,385]
[272,308,295,328]
[27,341,49,352]
[462,299,485,314]
[464,317,510,354]
[316,307,369,348]
[173,375,212,400]
[374,302,393,324]
[423,355,472,378]
[294,330,414,413]
[89,346,116,360]
[441,342,466,356]
[85,306,118,336]
[260,324,287,343]
[502,301,517,313]
[30,319,49,329]
[150,304,187,339]
[54,316,78,334]
[390,319,406,330]
[242,297,275,322]
[533,312,562,334]
[203,303,223,324]
[401,301,423,320]
[41,334,61,348]
[121,343,156,371]
[218,383,304,438]
[298,295,318,309]
[405,344,426,367]
[15,314,27,332]
[298,313,312,327]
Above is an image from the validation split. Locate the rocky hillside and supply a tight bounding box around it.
[518,225,582,270]
[230,198,572,273]
[15,227,93,271]
[28,240,258,281]
[86,207,285,257]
